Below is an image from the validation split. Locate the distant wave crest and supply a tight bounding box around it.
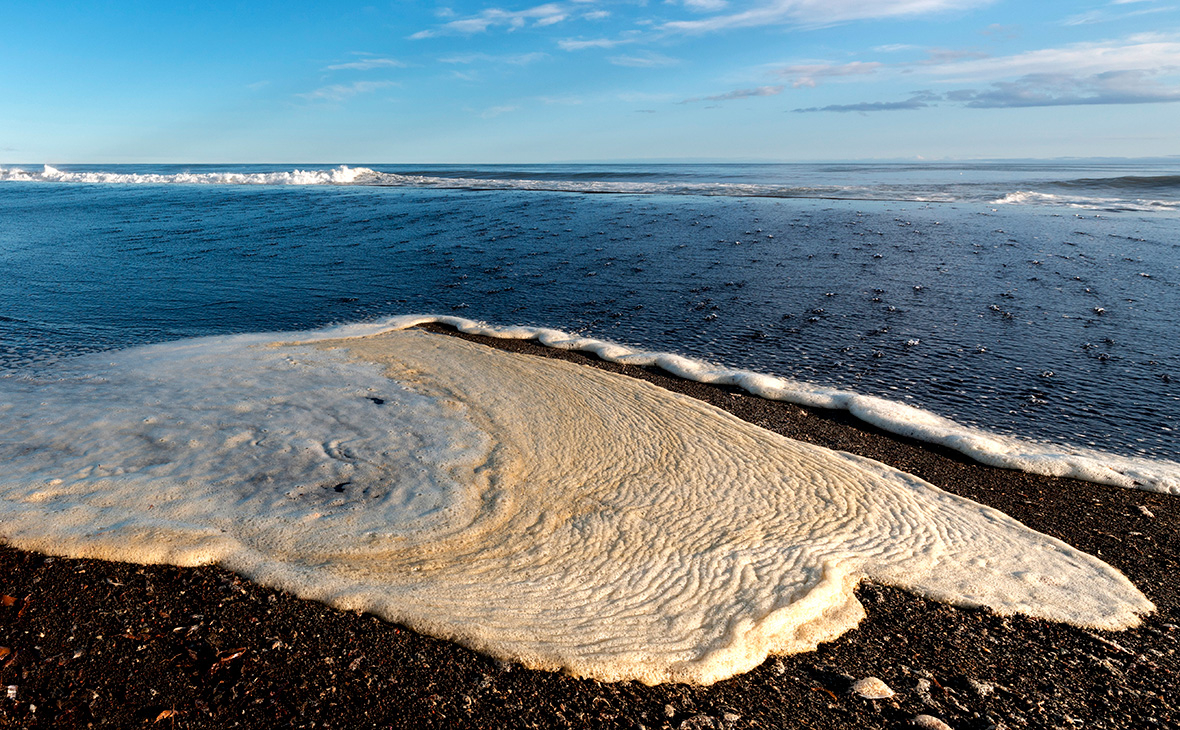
[0,164,951,201]
[4,163,1179,209]
[0,164,377,186]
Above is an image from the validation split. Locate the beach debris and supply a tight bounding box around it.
[154,709,179,723]
[851,676,896,700]
[911,714,953,730]
[1,595,16,607]
[1137,505,1155,518]
[5,685,15,700]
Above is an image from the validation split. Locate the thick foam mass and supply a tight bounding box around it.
[0,327,1153,684]
[374,316,1180,495]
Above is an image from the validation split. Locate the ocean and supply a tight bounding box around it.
[2,160,1177,483]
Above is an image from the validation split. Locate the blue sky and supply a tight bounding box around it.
[3,0,1179,162]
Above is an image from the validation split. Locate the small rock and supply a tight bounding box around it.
[913,678,937,708]
[967,678,995,698]
[912,715,953,730]
[665,704,676,718]
[679,715,723,730]
[1138,505,1155,518]
[851,676,895,699]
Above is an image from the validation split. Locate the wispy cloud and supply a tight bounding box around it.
[558,37,633,50]
[609,52,681,67]
[685,85,784,102]
[661,0,993,34]
[411,2,569,38]
[915,47,990,65]
[481,104,520,118]
[440,52,549,65]
[297,81,398,102]
[980,23,1020,38]
[677,0,731,10]
[920,35,1180,80]
[1064,0,1175,26]
[795,68,1180,112]
[325,58,406,71]
[775,61,881,87]
[950,69,1180,107]
[795,92,938,112]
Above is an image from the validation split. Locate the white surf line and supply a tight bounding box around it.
[335,314,1180,496]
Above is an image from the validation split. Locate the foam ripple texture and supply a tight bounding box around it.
[0,327,1154,684]
[366,315,1180,495]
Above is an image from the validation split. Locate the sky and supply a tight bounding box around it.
[3,0,1179,162]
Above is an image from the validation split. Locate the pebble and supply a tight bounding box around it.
[851,676,896,699]
[1138,505,1156,518]
[967,678,996,699]
[912,714,953,730]
[678,715,724,730]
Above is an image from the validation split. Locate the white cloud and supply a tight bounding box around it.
[922,35,1180,80]
[677,0,730,11]
[297,81,398,102]
[440,52,549,65]
[412,2,571,38]
[1063,1,1175,25]
[776,60,882,87]
[325,58,406,71]
[685,85,785,102]
[558,37,632,50]
[790,33,1180,113]
[661,0,993,34]
[948,69,1180,107]
[609,52,681,67]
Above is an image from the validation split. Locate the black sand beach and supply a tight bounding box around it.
[1,323,1177,729]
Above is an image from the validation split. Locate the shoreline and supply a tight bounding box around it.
[1,323,1176,728]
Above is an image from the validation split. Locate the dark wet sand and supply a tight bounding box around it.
[1,323,1177,729]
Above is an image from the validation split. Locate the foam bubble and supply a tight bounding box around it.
[0,327,1153,685]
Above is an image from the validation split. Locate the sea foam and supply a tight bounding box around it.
[0,326,1154,684]
[371,315,1180,495]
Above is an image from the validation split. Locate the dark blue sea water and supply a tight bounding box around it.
[2,161,1178,468]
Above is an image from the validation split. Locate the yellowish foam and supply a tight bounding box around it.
[0,329,1153,684]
